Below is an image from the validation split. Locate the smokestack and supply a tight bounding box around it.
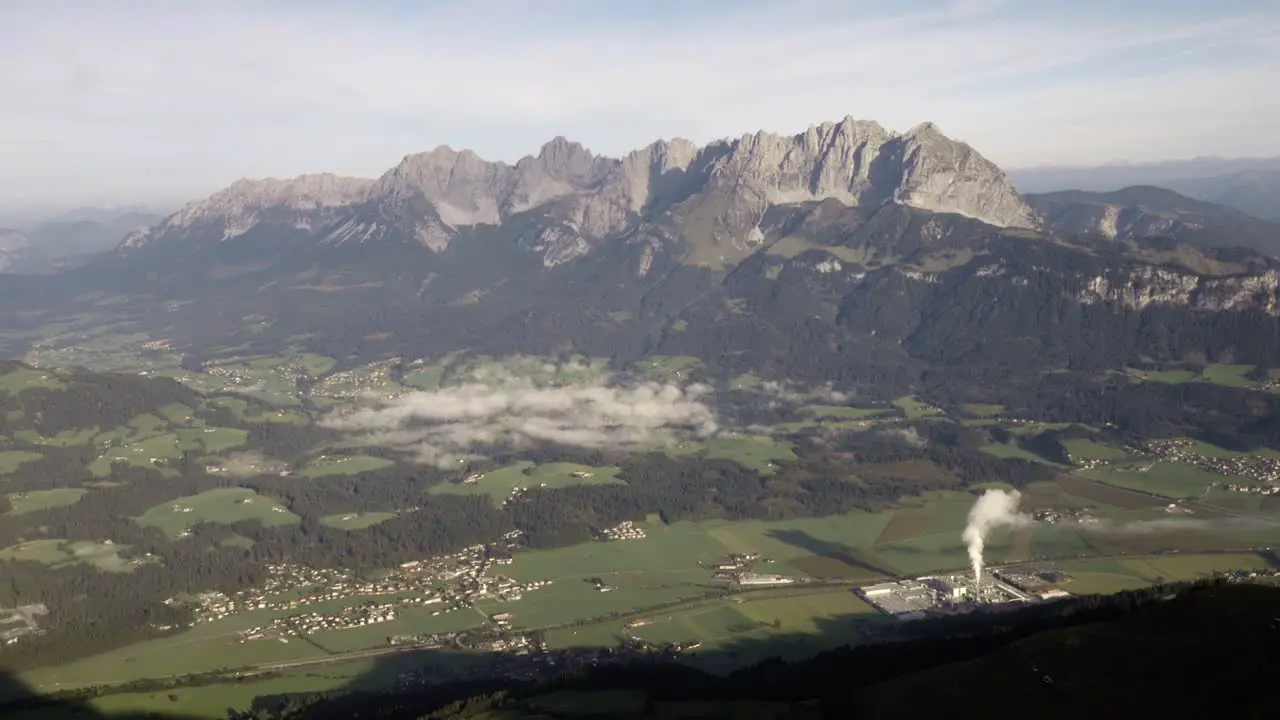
[962,489,1029,597]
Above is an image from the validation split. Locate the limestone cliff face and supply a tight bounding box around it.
[120,174,373,250]
[120,116,1037,265]
[1076,266,1280,315]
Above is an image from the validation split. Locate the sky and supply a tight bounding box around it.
[1,0,1278,213]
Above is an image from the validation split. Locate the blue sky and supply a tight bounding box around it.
[1,0,1277,211]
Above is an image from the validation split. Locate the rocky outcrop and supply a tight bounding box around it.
[1076,266,1280,315]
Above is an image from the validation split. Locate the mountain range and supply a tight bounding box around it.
[1011,157,1280,221]
[0,209,163,274]
[5,117,1280,388]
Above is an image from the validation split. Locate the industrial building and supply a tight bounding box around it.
[859,571,1053,619]
[857,580,939,617]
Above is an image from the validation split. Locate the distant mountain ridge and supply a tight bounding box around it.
[1010,157,1280,222]
[1,209,163,274]
[119,117,1039,269]
[1025,185,1280,256]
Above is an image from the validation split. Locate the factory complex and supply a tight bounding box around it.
[857,567,1073,620]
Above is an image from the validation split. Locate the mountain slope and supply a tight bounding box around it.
[1164,167,1280,222]
[5,116,1280,392]
[1025,185,1280,256]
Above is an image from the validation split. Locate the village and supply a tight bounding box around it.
[1143,438,1280,486]
[167,530,556,643]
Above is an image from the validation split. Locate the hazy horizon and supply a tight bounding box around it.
[2,0,1278,213]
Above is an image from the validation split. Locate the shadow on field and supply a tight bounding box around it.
[0,668,201,719]
[10,582,1280,718]
[765,529,899,577]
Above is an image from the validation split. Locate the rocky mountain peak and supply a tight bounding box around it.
[117,115,1040,260]
[119,173,373,249]
[891,122,1039,229]
[170,173,374,227]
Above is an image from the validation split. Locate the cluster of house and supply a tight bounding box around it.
[1145,439,1280,487]
[175,529,551,643]
[239,602,400,641]
[600,521,646,541]
[1218,483,1280,496]
[706,553,794,585]
[0,603,48,646]
[313,359,402,399]
[1032,508,1096,524]
[200,364,269,389]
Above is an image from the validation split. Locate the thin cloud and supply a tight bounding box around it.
[321,371,719,468]
[0,0,1277,210]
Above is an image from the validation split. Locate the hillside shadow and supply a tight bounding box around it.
[259,582,1280,719]
[0,668,203,719]
[12,582,1280,718]
[764,528,899,577]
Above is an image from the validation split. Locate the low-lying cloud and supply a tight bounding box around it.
[323,377,719,468]
[755,380,851,408]
[879,426,927,448]
[1074,516,1268,535]
[211,451,286,478]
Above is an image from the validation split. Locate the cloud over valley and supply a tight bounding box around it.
[322,368,719,467]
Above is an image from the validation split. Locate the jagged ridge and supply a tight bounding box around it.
[118,116,1038,267]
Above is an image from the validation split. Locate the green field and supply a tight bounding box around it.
[296,454,395,478]
[893,395,943,420]
[1063,439,1131,461]
[319,511,398,530]
[633,355,700,381]
[1130,364,1256,388]
[0,367,65,393]
[12,427,98,447]
[0,539,145,573]
[798,405,887,420]
[402,364,446,390]
[67,652,494,720]
[1200,364,1254,387]
[1056,552,1275,594]
[428,462,624,504]
[134,488,300,537]
[702,435,796,475]
[980,442,1045,463]
[5,488,87,515]
[0,450,43,474]
[1078,462,1226,499]
[960,403,1004,418]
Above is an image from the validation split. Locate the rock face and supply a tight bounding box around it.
[118,117,1038,265]
[1076,266,1280,315]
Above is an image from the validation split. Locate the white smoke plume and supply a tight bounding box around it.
[322,376,719,468]
[962,489,1032,587]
